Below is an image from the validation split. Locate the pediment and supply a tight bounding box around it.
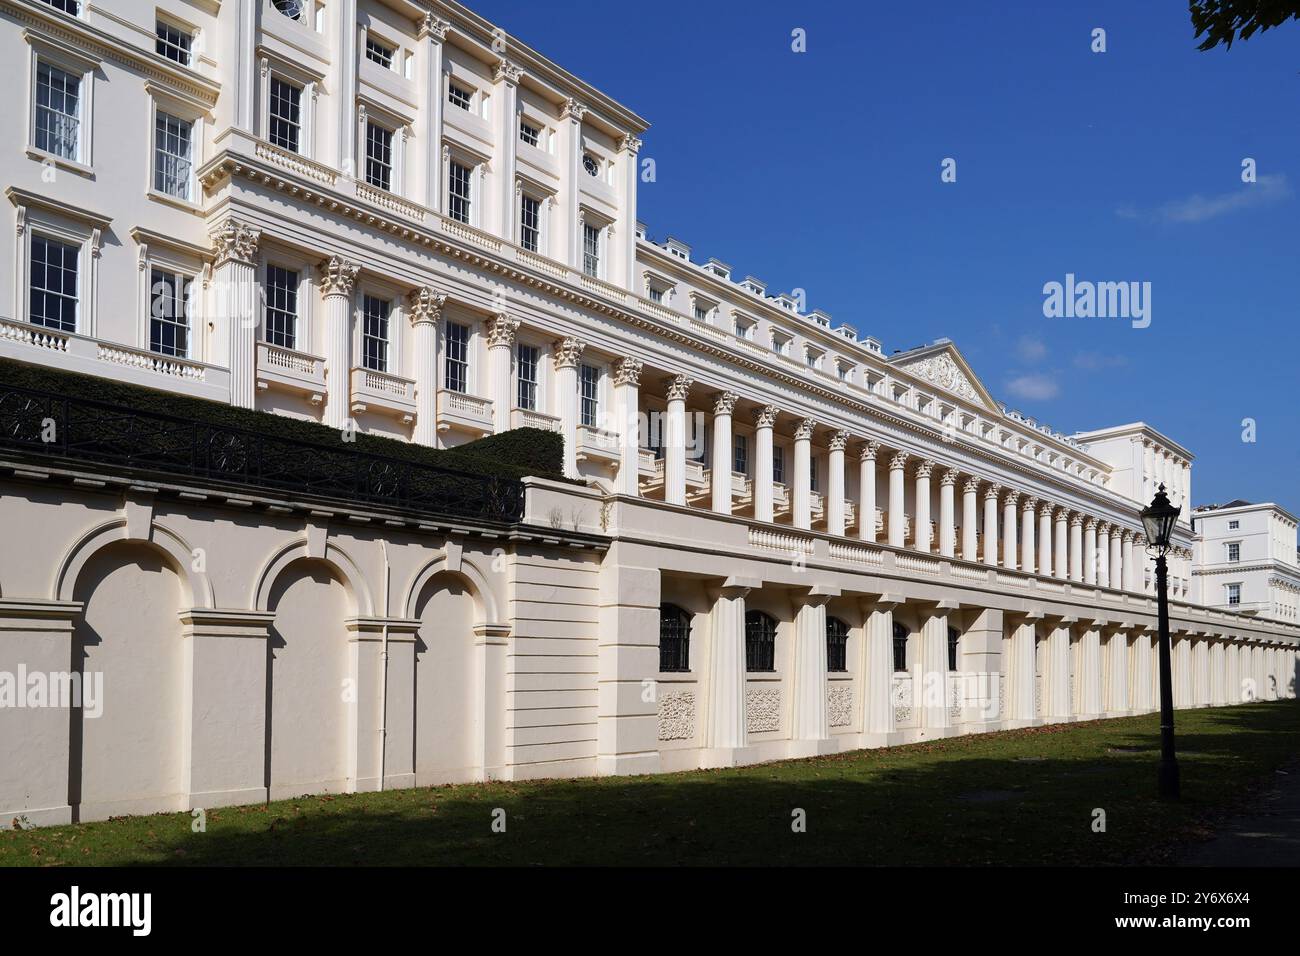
[888,343,1000,412]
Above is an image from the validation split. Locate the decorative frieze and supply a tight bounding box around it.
[827,683,853,727]
[745,687,781,733]
[657,689,696,741]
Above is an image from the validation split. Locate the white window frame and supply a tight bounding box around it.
[579,209,611,280]
[155,15,195,67]
[130,228,208,361]
[352,277,403,376]
[260,57,319,159]
[1226,541,1241,563]
[441,318,476,395]
[517,186,545,253]
[1225,583,1242,607]
[579,361,604,429]
[145,84,204,210]
[26,39,98,177]
[10,189,106,337]
[514,339,546,413]
[364,34,397,71]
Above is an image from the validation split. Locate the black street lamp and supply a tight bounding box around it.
[1141,483,1182,800]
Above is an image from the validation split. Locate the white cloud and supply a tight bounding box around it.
[1117,174,1292,224]
[1016,336,1048,363]
[1005,374,1060,401]
[1072,351,1129,370]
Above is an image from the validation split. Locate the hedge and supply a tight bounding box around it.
[0,357,565,482]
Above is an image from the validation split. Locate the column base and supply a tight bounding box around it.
[912,726,962,742]
[698,746,760,769]
[0,803,72,829]
[788,738,838,759]
[596,752,661,776]
[187,786,268,810]
[1075,712,1104,722]
[1002,717,1047,729]
[857,731,908,749]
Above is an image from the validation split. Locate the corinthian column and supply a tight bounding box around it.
[961,477,979,561]
[1038,502,1053,577]
[859,440,880,543]
[793,418,815,530]
[1069,514,1084,582]
[1121,531,1136,591]
[613,357,642,495]
[320,255,360,430]
[827,430,849,536]
[209,219,261,410]
[1054,507,1068,580]
[888,451,909,547]
[914,460,934,553]
[663,373,692,504]
[938,469,956,558]
[753,406,777,522]
[1002,491,1020,570]
[1084,518,1098,585]
[1097,523,1111,588]
[1021,496,1037,575]
[486,312,520,435]
[982,484,1000,566]
[408,287,445,446]
[711,391,738,514]
[554,337,586,479]
[1111,530,1124,592]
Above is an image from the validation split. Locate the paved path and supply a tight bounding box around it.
[1178,766,1300,866]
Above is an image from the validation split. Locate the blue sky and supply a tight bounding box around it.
[473,0,1300,512]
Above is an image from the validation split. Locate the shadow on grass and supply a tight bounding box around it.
[6,702,1297,867]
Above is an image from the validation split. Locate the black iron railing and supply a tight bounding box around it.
[0,383,526,524]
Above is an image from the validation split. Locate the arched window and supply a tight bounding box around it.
[892,621,909,673]
[745,610,777,672]
[826,616,849,673]
[659,604,691,673]
[948,626,961,672]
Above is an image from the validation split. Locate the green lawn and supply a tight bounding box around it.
[4,701,1297,866]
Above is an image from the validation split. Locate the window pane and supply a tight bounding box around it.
[149,269,191,357]
[445,322,469,393]
[447,84,471,111]
[582,224,600,277]
[448,162,472,224]
[35,63,80,161]
[659,604,690,673]
[362,295,390,372]
[745,611,776,673]
[154,111,193,200]
[827,617,848,673]
[365,122,393,191]
[155,21,192,65]
[269,78,302,153]
[365,38,394,69]
[29,235,79,332]
[519,194,540,252]
[580,364,599,428]
[516,343,538,411]
[264,265,299,349]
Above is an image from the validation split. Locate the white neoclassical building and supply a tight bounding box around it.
[1192,501,1300,622]
[0,0,1296,827]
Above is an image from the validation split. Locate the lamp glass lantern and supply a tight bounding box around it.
[1140,484,1180,552]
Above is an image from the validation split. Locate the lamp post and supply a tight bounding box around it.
[1141,483,1181,800]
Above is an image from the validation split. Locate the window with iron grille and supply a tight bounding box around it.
[447,82,472,111]
[745,611,777,673]
[269,77,302,153]
[149,268,191,357]
[154,111,193,200]
[35,62,80,161]
[40,0,80,13]
[365,121,393,191]
[264,265,299,349]
[361,295,390,372]
[365,37,394,69]
[29,235,79,332]
[155,20,192,65]
[582,223,600,277]
[519,120,540,147]
[444,322,469,393]
[948,626,960,673]
[272,0,304,20]
[579,364,599,428]
[827,617,849,673]
[519,193,540,252]
[892,622,909,672]
[659,604,690,673]
[448,161,472,224]
[734,433,748,476]
[516,343,539,411]
[772,445,785,484]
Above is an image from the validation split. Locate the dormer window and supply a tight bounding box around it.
[703,259,732,280]
[740,276,766,297]
[582,153,601,177]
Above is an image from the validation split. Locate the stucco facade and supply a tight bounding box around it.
[0,0,1297,827]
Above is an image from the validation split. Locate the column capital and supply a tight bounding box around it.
[553,336,587,370]
[962,476,980,495]
[319,255,360,298]
[562,97,588,121]
[1038,501,1054,518]
[794,418,816,441]
[713,390,739,416]
[419,12,450,40]
[407,287,447,326]
[755,404,779,428]
[828,429,850,453]
[983,482,1001,501]
[888,450,909,471]
[613,357,643,387]
[1084,516,1098,531]
[913,459,935,479]
[1022,495,1038,513]
[939,467,958,487]
[493,58,523,85]
[486,313,520,349]
[665,373,693,401]
[859,439,881,461]
[210,219,261,267]
[1003,490,1021,508]
[1071,512,1085,528]
[619,133,643,155]
[1121,529,1134,543]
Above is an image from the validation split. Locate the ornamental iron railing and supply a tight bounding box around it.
[0,383,525,525]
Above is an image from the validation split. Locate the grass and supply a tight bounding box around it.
[3,701,1297,866]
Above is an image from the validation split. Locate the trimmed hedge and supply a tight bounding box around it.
[0,357,565,481]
